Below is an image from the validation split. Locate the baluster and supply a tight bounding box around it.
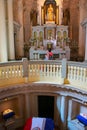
[40,64,43,73]
[59,65,61,77]
[75,67,78,80]
[80,67,83,81]
[30,64,32,75]
[58,64,60,77]
[9,66,12,78]
[77,67,80,80]
[70,66,74,79]
[37,64,39,74]
[30,64,33,76]
[50,64,52,76]
[67,66,70,79]
[29,64,32,76]
[19,65,23,77]
[15,66,18,77]
[83,68,86,82]
[32,64,35,75]
[1,67,3,79]
[15,65,17,77]
[47,64,49,76]
[43,64,46,76]
[15,65,18,77]
[35,64,38,75]
[12,66,15,77]
[35,64,37,74]
[2,67,5,79]
[73,66,76,80]
[33,64,37,75]
[4,67,6,79]
[53,65,55,76]
[11,66,13,77]
[5,67,8,78]
[68,66,71,79]
[57,65,59,76]
[16,65,19,77]
[55,64,57,76]
[56,65,58,77]
[86,68,87,82]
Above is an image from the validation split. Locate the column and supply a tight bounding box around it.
[7,0,15,60]
[85,24,87,61]
[16,0,24,57]
[60,95,68,130]
[0,0,8,62]
[60,0,63,25]
[25,94,30,119]
[67,99,73,121]
[78,1,86,58]
[18,95,24,118]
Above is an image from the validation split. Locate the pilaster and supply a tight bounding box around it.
[60,95,68,130]
[7,0,15,60]
[0,0,8,62]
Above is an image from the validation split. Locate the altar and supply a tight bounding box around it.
[29,0,70,60]
[30,46,70,60]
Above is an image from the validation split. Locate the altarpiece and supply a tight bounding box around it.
[29,0,70,60]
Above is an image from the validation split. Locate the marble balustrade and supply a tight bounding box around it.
[0,58,87,91]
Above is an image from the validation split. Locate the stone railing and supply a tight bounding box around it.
[0,58,87,91]
[67,61,87,91]
[0,60,25,86]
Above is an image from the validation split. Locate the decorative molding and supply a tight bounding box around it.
[0,83,87,103]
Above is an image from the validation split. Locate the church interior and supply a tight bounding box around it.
[0,0,87,130]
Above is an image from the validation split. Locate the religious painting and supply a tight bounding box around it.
[34,31,37,40]
[39,31,43,41]
[63,31,67,39]
[39,31,43,46]
[47,28,56,40]
[63,31,68,43]
[57,31,62,43]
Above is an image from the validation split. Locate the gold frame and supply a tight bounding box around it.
[56,6,59,25]
[41,6,44,25]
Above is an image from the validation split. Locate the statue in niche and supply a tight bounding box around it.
[62,8,70,25]
[41,0,58,24]
[30,9,38,26]
[46,4,55,21]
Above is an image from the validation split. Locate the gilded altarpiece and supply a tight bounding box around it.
[41,3,59,25]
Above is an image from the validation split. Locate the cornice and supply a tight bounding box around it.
[0,83,87,103]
